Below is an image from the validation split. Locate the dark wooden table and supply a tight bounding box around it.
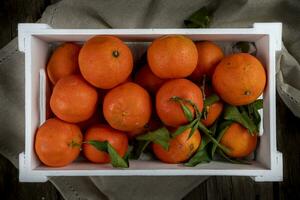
[1,1,300,199]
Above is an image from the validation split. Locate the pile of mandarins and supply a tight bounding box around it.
[35,35,266,167]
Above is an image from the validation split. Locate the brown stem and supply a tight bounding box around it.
[112,50,120,57]
[201,75,207,101]
[68,140,81,148]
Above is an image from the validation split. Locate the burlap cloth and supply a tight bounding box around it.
[1,0,300,199]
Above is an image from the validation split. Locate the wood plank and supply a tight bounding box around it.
[254,182,274,200]
[183,178,207,200]
[0,0,59,48]
[184,176,273,200]
[276,94,300,200]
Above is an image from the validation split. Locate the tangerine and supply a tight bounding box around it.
[190,41,224,81]
[135,64,166,94]
[147,35,198,78]
[103,82,152,132]
[202,101,223,127]
[156,79,203,127]
[83,124,128,163]
[79,36,133,89]
[220,123,257,158]
[152,128,201,163]
[47,42,81,84]
[212,53,266,106]
[50,75,98,123]
[35,118,82,167]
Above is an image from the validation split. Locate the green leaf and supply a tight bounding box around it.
[172,123,192,138]
[137,127,170,150]
[204,94,220,107]
[130,140,151,160]
[184,121,223,167]
[252,108,261,131]
[218,149,251,165]
[240,110,258,135]
[172,119,198,138]
[184,7,211,28]
[107,143,129,168]
[184,134,212,166]
[251,99,263,110]
[188,120,200,139]
[170,96,201,119]
[86,140,108,151]
[197,121,211,135]
[180,102,194,122]
[86,140,129,168]
[245,99,263,134]
[184,148,210,166]
[223,105,257,134]
[211,121,232,158]
[170,96,194,122]
[198,121,230,154]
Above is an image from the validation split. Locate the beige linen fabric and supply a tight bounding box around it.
[1,0,300,199]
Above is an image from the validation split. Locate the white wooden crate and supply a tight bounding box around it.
[18,23,283,182]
